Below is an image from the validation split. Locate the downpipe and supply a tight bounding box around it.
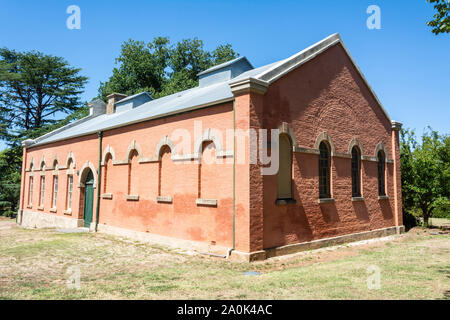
[94,131,103,232]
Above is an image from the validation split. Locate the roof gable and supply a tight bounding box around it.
[235,33,391,121]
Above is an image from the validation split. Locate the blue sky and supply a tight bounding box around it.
[0,0,448,150]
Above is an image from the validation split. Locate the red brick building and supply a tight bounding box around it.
[17,34,403,261]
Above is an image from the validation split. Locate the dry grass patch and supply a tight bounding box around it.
[0,218,449,300]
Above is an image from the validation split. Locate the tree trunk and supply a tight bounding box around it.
[422,209,430,228]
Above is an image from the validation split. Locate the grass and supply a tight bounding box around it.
[429,218,450,227]
[0,217,449,300]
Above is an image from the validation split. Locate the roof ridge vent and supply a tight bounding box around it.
[198,56,254,87]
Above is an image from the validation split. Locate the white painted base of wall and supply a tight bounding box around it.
[18,210,84,229]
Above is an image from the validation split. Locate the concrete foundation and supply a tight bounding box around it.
[245,225,405,261]
[17,209,404,262]
[18,210,83,229]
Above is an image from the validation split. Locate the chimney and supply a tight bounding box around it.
[106,93,127,114]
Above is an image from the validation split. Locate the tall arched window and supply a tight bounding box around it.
[51,160,59,209]
[319,142,331,199]
[277,134,293,200]
[66,159,74,211]
[158,145,174,201]
[28,162,34,206]
[199,141,218,200]
[351,147,361,197]
[39,162,46,207]
[28,176,33,206]
[103,153,112,194]
[128,150,139,196]
[377,150,386,196]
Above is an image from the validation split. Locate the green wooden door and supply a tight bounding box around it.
[83,171,94,228]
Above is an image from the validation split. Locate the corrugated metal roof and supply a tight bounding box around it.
[29,33,393,148]
[31,59,279,147]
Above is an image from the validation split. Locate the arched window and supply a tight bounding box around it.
[66,159,74,211]
[319,142,331,199]
[277,134,293,200]
[28,176,33,206]
[103,153,112,193]
[351,147,361,197]
[128,150,139,196]
[28,162,34,206]
[377,150,386,196]
[158,145,174,199]
[51,160,59,209]
[39,175,45,207]
[199,141,217,200]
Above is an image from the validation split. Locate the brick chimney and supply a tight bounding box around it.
[106,93,127,114]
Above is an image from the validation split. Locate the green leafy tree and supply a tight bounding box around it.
[0,107,89,217]
[0,48,88,146]
[98,37,239,100]
[401,128,450,227]
[0,48,88,216]
[426,0,450,34]
[98,37,171,100]
[0,146,22,215]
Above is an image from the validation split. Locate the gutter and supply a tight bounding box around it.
[95,131,103,232]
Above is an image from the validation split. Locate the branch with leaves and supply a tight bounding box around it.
[427,0,450,34]
[0,48,88,146]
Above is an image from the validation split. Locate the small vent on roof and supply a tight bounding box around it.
[198,56,254,87]
[113,92,153,113]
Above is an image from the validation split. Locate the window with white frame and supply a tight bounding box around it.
[66,175,73,210]
[28,176,33,206]
[39,176,45,207]
[52,176,58,208]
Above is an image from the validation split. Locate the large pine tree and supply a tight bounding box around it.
[0,48,88,145]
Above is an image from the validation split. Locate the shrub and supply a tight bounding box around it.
[2,210,16,218]
[403,211,419,231]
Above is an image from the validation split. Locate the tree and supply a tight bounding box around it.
[98,37,239,100]
[0,106,89,217]
[401,128,450,227]
[0,146,22,215]
[426,0,450,35]
[98,37,171,101]
[0,48,88,146]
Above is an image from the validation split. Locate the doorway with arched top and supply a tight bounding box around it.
[83,170,95,228]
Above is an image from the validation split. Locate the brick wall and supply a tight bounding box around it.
[258,43,401,250]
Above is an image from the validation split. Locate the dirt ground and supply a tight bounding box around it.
[0,216,449,300]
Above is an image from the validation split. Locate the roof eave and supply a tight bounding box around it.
[26,97,235,149]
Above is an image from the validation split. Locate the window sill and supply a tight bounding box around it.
[49,208,57,213]
[196,198,218,206]
[63,210,72,216]
[318,198,335,204]
[37,206,44,211]
[101,193,113,200]
[275,198,297,206]
[156,196,172,203]
[352,197,365,202]
[378,195,389,200]
[126,194,139,201]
